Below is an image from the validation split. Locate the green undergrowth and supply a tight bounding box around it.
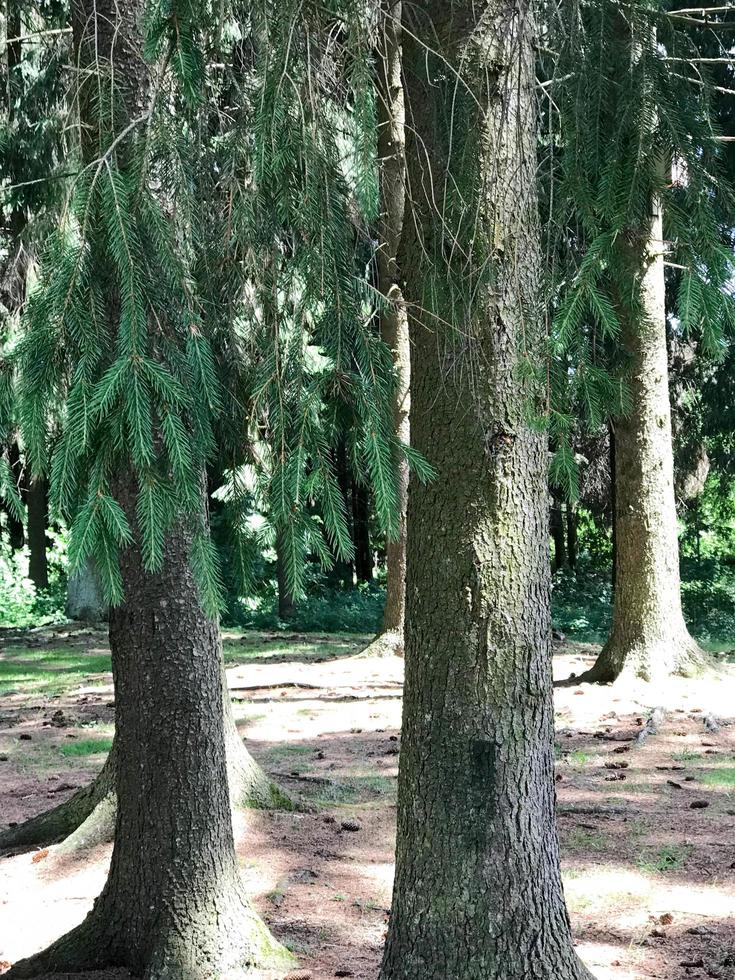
[551,557,735,648]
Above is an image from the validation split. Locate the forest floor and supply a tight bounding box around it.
[0,625,734,980]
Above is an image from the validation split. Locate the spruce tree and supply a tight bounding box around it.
[379,1,593,977]
[542,0,735,682]
[4,1,293,974]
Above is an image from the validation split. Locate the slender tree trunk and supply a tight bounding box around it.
[379,4,593,979]
[352,479,372,581]
[276,530,296,621]
[333,441,355,585]
[551,490,567,572]
[566,501,578,569]
[578,185,708,683]
[609,421,617,590]
[26,477,48,590]
[377,0,409,638]
[6,442,24,550]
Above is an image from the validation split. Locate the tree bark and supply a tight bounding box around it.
[5,2,292,975]
[566,501,578,569]
[551,490,567,572]
[377,0,409,639]
[276,529,296,621]
[577,183,709,683]
[7,484,292,978]
[65,558,108,622]
[379,4,593,979]
[27,477,49,590]
[351,479,372,582]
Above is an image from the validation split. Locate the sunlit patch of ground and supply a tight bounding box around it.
[1,628,734,978]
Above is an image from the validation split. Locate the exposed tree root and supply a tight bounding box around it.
[556,633,714,687]
[4,879,295,979]
[0,743,117,852]
[0,719,295,855]
[356,629,404,658]
[635,706,666,745]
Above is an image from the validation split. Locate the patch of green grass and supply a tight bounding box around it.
[221,632,364,667]
[0,648,112,697]
[636,843,692,874]
[264,744,314,763]
[565,829,608,852]
[700,767,735,787]
[566,750,590,767]
[310,774,396,807]
[673,750,703,762]
[59,737,114,758]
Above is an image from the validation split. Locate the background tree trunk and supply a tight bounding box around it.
[379,3,593,979]
[276,530,296,621]
[579,185,708,683]
[377,0,409,639]
[610,421,617,590]
[5,443,24,550]
[26,478,48,590]
[566,501,578,569]
[65,559,108,622]
[551,490,567,572]
[351,479,372,581]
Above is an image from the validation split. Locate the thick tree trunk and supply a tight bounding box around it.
[26,477,49,590]
[379,4,593,980]
[7,489,292,978]
[65,558,108,622]
[351,479,372,582]
[378,0,409,640]
[5,2,292,975]
[578,186,708,684]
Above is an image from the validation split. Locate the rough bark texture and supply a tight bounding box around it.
[5,2,293,975]
[0,691,293,854]
[377,0,409,640]
[27,477,49,590]
[65,559,108,622]
[7,485,293,978]
[379,3,593,979]
[578,187,709,684]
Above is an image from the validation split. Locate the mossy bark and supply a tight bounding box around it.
[6,485,293,978]
[379,3,594,979]
[578,186,709,684]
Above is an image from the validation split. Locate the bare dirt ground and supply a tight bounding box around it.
[1,627,734,980]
